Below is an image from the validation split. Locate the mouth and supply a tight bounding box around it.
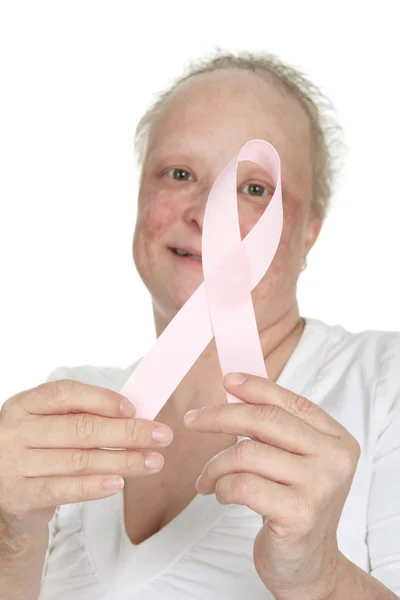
[169,247,202,262]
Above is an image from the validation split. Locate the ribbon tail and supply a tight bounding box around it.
[120,283,213,420]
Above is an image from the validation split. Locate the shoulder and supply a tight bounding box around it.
[305,318,400,431]
[45,359,141,393]
[305,317,400,376]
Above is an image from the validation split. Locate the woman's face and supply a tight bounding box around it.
[133,69,322,327]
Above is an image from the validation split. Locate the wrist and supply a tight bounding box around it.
[268,553,348,600]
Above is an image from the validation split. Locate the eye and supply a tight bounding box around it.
[241,183,270,197]
[167,168,194,181]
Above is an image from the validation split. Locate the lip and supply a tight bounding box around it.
[168,245,202,259]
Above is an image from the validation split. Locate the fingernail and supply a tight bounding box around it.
[152,426,173,443]
[184,408,201,423]
[120,397,136,418]
[103,476,124,491]
[145,453,164,471]
[225,373,246,385]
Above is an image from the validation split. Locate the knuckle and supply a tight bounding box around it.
[0,395,19,419]
[73,413,96,442]
[337,445,359,478]
[0,391,32,421]
[125,451,141,471]
[35,379,77,412]
[350,437,361,461]
[214,479,224,502]
[211,403,225,425]
[234,473,257,502]
[256,404,283,427]
[71,449,91,474]
[235,439,258,462]
[74,479,90,503]
[286,391,313,418]
[328,437,360,480]
[51,378,77,399]
[124,418,140,442]
[218,473,256,504]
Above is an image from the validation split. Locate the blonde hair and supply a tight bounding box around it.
[134,49,344,219]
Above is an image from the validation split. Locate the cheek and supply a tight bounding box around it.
[279,201,306,251]
[252,200,308,298]
[133,189,181,276]
[137,190,180,237]
[135,189,182,255]
[239,199,305,251]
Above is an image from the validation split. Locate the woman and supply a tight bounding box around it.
[1,52,399,600]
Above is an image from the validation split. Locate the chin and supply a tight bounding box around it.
[152,282,198,325]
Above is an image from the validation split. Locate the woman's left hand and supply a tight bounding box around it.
[184,373,361,600]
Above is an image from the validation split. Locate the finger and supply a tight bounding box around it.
[185,402,327,455]
[23,413,173,450]
[15,379,134,419]
[224,374,345,438]
[214,472,297,519]
[22,448,165,477]
[9,474,128,515]
[196,439,306,494]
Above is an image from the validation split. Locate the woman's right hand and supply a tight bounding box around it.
[0,379,173,534]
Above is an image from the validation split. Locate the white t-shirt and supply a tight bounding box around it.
[38,318,400,599]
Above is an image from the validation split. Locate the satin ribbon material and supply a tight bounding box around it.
[120,139,283,420]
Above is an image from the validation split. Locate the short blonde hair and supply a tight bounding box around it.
[134,49,344,219]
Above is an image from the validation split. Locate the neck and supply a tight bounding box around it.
[153,302,304,419]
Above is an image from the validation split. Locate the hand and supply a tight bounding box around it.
[184,373,361,600]
[0,379,173,535]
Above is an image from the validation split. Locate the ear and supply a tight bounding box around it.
[304,213,323,256]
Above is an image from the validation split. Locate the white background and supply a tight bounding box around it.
[1,0,399,403]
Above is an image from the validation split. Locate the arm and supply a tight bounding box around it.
[323,554,399,600]
[298,338,400,600]
[0,517,49,600]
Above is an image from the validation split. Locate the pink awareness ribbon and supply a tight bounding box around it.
[120,139,283,420]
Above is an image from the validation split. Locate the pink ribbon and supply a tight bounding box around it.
[120,140,283,420]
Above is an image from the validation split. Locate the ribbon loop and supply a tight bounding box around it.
[120,140,283,420]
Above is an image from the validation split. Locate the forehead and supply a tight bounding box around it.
[146,69,313,193]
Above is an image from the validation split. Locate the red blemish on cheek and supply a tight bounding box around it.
[138,190,181,239]
[133,187,183,282]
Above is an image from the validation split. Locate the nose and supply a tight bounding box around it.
[182,185,210,232]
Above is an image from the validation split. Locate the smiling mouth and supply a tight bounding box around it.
[170,248,202,261]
